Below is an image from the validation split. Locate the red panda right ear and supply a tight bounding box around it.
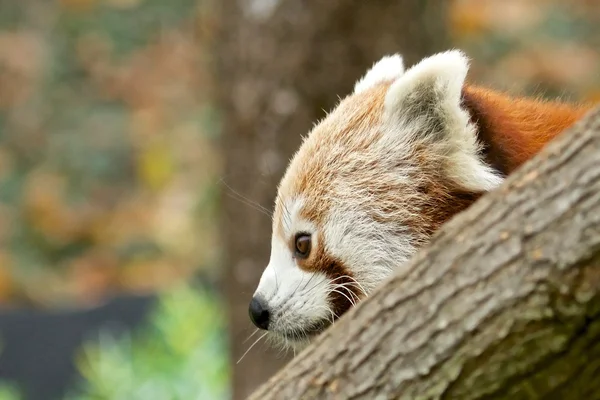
[381,50,504,192]
[382,50,469,127]
[353,54,404,94]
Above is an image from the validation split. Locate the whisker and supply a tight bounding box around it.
[276,274,309,316]
[282,201,292,233]
[243,328,260,344]
[328,276,369,299]
[300,275,367,304]
[300,271,317,293]
[290,274,305,299]
[327,275,357,285]
[332,283,361,302]
[237,331,269,364]
[332,282,366,300]
[333,275,369,298]
[219,178,272,217]
[303,276,325,296]
[329,288,357,308]
[226,193,271,217]
[275,276,362,331]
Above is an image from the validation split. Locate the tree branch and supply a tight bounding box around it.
[249,107,600,400]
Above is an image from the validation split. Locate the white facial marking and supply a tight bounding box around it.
[253,198,332,347]
[323,207,416,295]
[281,198,314,239]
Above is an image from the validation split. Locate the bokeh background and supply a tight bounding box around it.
[0,0,598,399]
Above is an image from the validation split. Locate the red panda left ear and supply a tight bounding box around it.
[382,50,503,192]
[354,54,404,94]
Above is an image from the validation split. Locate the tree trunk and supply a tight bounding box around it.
[249,107,600,400]
[214,1,449,399]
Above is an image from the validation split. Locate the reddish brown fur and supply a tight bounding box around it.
[427,85,595,235]
[279,81,595,259]
[276,83,389,234]
[462,85,593,175]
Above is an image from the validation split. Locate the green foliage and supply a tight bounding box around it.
[68,285,230,400]
[0,336,21,400]
[0,384,21,400]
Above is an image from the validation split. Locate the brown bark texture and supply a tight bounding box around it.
[248,108,600,400]
[214,1,449,399]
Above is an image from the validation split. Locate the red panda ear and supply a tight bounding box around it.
[354,54,404,94]
[382,50,504,192]
[383,50,469,126]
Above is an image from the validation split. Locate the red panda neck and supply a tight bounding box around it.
[461,85,593,175]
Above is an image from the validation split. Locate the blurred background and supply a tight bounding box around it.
[0,0,597,399]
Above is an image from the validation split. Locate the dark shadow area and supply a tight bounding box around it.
[0,295,155,400]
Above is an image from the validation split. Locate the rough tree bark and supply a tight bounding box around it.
[249,108,600,400]
[214,2,449,398]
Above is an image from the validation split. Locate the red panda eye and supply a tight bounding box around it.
[294,234,311,258]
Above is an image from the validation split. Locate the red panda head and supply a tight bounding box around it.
[249,50,504,350]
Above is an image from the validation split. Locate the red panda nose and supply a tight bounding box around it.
[249,296,270,330]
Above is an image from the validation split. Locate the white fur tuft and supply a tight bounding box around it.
[354,54,405,94]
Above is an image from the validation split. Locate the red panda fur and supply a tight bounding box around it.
[462,85,594,175]
[249,51,599,351]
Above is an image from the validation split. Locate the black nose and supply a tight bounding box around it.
[249,296,270,330]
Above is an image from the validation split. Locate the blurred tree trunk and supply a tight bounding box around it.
[213,1,449,398]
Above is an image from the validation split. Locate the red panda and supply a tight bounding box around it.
[247,50,595,351]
